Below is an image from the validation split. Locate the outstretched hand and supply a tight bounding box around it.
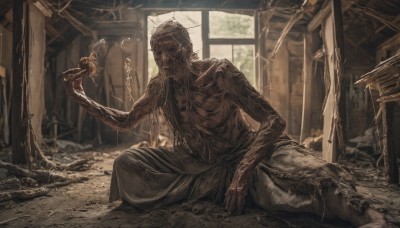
[63,68,87,96]
[225,170,251,215]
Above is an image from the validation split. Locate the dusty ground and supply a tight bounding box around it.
[0,144,399,228]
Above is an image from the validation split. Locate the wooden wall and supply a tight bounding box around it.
[268,40,290,128]
[50,10,147,144]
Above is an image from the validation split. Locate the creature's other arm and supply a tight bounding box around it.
[219,60,286,214]
[63,68,153,132]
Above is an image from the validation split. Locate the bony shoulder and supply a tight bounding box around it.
[196,57,233,67]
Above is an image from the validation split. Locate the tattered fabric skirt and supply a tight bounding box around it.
[109,139,369,218]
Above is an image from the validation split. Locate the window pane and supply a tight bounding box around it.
[147,11,202,79]
[209,11,254,39]
[233,45,255,86]
[209,45,232,61]
[210,45,255,87]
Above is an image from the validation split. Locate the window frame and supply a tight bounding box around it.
[202,11,259,89]
[146,10,259,89]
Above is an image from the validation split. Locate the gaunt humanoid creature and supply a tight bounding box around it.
[64,20,388,227]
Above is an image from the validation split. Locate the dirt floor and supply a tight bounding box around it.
[0,143,399,228]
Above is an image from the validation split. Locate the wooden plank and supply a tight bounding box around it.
[307,1,331,32]
[11,0,28,164]
[322,13,337,163]
[378,92,400,103]
[307,0,353,32]
[28,3,46,145]
[332,0,347,149]
[0,70,9,145]
[381,102,399,184]
[137,0,260,10]
[300,32,313,142]
[205,39,255,45]
[378,33,400,53]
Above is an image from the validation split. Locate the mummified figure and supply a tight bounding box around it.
[64,21,389,227]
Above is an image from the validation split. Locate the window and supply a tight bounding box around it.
[209,11,255,39]
[147,11,257,87]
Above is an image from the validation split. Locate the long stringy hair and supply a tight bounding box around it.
[148,20,199,147]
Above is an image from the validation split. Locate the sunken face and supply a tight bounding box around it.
[152,37,186,77]
[150,21,195,78]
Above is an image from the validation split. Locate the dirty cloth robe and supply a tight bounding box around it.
[109,135,368,218]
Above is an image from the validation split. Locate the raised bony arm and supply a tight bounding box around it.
[63,68,152,132]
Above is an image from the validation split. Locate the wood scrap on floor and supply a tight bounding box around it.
[0,160,88,183]
[0,145,91,203]
[0,187,51,203]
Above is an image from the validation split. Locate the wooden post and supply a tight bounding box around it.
[0,66,9,145]
[381,102,399,184]
[332,0,347,151]
[300,32,313,142]
[11,0,28,164]
[321,14,335,162]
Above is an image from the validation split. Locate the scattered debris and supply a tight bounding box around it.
[56,140,93,153]
[345,128,378,162]
[0,187,51,203]
[348,128,377,154]
[0,215,31,225]
[302,134,323,151]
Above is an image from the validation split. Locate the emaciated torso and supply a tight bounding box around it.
[159,59,255,162]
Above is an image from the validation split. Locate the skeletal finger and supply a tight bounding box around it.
[71,70,86,80]
[225,189,233,211]
[63,70,86,83]
[62,68,82,75]
[237,189,244,214]
[227,190,237,213]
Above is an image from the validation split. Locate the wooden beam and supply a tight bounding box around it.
[300,32,313,142]
[356,16,400,46]
[11,0,28,164]
[374,16,400,35]
[307,1,331,32]
[321,1,348,163]
[381,102,399,184]
[307,0,353,32]
[45,23,67,42]
[0,65,8,145]
[312,48,324,61]
[377,92,400,103]
[332,0,347,152]
[378,33,400,52]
